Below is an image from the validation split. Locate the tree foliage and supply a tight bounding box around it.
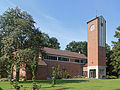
[65,41,87,56]
[57,65,62,79]
[31,57,37,81]
[51,67,56,87]
[110,26,120,77]
[42,33,60,49]
[106,44,113,76]
[0,7,44,80]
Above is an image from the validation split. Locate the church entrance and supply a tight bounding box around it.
[89,69,96,78]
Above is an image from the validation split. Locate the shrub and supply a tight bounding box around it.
[51,67,56,87]
[11,81,21,90]
[0,78,9,81]
[33,82,41,90]
[19,76,26,81]
[106,75,109,79]
[57,65,62,79]
[64,70,71,79]
[65,74,71,79]
[77,75,82,78]
[110,76,117,79]
[73,75,82,78]
[106,75,117,79]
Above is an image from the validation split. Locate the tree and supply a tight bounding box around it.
[65,41,87,56]
[51,67,56,87]
[49,37,60,49]
[110,26,120,78]
[42,33,60,49]
[0,32,9,78]
[31,57,37,82]
[106,44,113,76]
[0,7,44,81]
[57,65,62,79]
[31,57,40,90]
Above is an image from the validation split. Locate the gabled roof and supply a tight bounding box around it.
[43,47,87,59]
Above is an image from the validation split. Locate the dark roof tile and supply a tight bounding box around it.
[43,47,87,59]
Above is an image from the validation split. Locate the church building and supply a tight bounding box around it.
[13,16,106,80]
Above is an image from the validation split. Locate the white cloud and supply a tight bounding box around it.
[42,14,60,23]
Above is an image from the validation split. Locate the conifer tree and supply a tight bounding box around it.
[111,26,120,77]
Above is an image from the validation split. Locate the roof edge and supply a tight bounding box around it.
[87,17,98,24]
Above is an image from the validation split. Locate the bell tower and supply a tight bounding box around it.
[87,16,106,79]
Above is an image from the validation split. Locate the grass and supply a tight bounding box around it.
[0,78,120,90]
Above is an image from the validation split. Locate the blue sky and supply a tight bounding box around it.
[0,0,120,49]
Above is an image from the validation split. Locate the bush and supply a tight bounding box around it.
[73,75,82,78]
[106,75,109,79]
[57,65,62,79]
[11,81,21,90]
[106,75,117,79]
[33,82,41,90]
[19,76,26,81]
[64,71,71,79]
[77,75,82,78]
[51,67,56,87]
[65,74,71,79]
[0,78,9,81]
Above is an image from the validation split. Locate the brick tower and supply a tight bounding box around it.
[87,16,106,79]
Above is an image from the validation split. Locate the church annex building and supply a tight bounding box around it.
[13,16,106,80]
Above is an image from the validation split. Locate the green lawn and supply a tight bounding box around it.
[0,78,120,90]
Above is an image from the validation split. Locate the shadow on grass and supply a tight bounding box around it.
[42,86,73,90]
[0,87,3,90]
[20,79,89,84]
[19,79,88,90]
[57,79,89,84]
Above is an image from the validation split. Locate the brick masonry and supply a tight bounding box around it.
[25,60,82,80]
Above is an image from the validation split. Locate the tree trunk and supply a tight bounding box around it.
[16,65,19,82]
[10,64,13,80]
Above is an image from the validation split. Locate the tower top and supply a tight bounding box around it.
[87,16,106,24]
[96,10,97,17]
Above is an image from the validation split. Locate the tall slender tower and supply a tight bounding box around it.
[87,16,106,79]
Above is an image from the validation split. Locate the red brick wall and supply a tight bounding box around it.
[26,65,48,80]
[36,66,48,80]
[44,61,82,78]
[98,46,106,66]
[88,18,99,66]
[26,60,82,80]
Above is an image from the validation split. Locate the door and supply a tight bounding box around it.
[90,69,96,78]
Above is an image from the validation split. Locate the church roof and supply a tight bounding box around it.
[87,17,98,24]
[87,16,106,24]
[43,47,87,59]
